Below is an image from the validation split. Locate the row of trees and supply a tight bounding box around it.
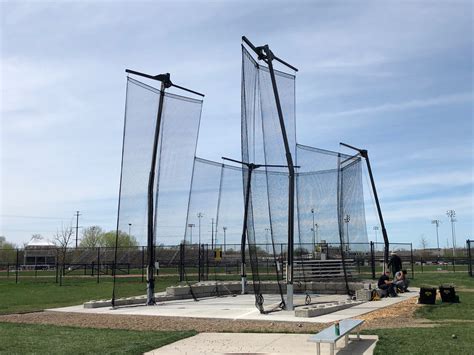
[79,226,138,248]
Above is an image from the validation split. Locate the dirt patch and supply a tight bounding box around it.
[0,311,326,334]
[358,295,436,329]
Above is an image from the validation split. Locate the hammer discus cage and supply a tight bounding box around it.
[111,37,380,313]
[112,71,204,307]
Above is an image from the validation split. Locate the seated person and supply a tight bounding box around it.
[377,270,397,297]
[393,269,410,292]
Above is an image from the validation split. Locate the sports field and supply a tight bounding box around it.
[0,271,473,354]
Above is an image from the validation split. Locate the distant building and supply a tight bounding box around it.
[24,235,57,269]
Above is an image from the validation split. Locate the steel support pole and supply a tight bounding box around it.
[340,143,389,269]
[266,50,295,311]
[240,166,253,294]
[146,80,166,305]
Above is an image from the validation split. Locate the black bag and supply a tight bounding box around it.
[439,285,459,303]
[419,287,436,304]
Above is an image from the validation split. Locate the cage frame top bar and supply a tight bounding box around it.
[126,69,205,97]
[242,36,299,72]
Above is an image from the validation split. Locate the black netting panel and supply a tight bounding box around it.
[113,77,202,302]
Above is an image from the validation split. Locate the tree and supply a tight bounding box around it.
[0,236,16,263]
[419,234,429,259]
[54,224,74,263]
[80,226,104,248]
[101,230,138,248]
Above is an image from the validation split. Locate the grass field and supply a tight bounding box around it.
[365,271,474,355]
[1,269,473,354]
[0,323,195,355]
[0,276,178,315]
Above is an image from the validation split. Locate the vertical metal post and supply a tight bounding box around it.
[97,247,100,284]
[15,249,19,284]
[370,241,375,279]
[467,240,472,277]
[410,243,415,279]
[179,243,184,282]
[75,211,80,248]
[265,47,296,311]
[141,246,145,282]
[241,166,253,294]
[146,80,166,305]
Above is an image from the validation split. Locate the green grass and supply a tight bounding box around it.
[409,272,474,289]
[0,322,195,355]
[0,276,178,315]
[415,292,474,321]
[366,271,474,354]
[364,323,474,355]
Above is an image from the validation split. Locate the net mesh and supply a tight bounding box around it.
[240,44,369,311]
[113,77,202,302]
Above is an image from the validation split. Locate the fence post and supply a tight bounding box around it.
[467,240,472,277]
[97,247,100,284]
[178,243,184,282]
[198,244,202,282]
[141,246,145,282]
[15,248,19,284]
[410,243,415,279]
[370,242,375,279]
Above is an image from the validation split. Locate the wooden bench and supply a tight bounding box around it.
[308,319,364,355]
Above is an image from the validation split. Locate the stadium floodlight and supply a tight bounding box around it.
[373,226,379,251]
[242,35,299,311]
[431,219,441,258]
[197,212,204,245]
[187,224,195,244]
[446,210,457,259]
[340,142,390,270]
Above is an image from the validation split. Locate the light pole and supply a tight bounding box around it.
[373,226,379,252]
[431,219,441,259]
[197,212,203,245]
[265,228,270,254]
[128,223,132,237]
[223,226,227,253]
[446,210,456,258]
[344,214,350,252]
[188,224,195,244]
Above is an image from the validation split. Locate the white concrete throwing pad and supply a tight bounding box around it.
[145,333,378,355]
[49,290,417,324]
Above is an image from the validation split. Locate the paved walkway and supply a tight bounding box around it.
[49,290,418,324]
[145,333,379,355]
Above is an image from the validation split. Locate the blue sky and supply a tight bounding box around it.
[1,1,472,248]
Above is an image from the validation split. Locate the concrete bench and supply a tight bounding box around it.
[308,319,364,355]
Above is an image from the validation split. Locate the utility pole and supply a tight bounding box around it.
[75,211,81,248]
[197,213,203,245]
[446,210,456,259]
[223,226,227,253]
[128,223,132,237]
[431,219,441,259]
